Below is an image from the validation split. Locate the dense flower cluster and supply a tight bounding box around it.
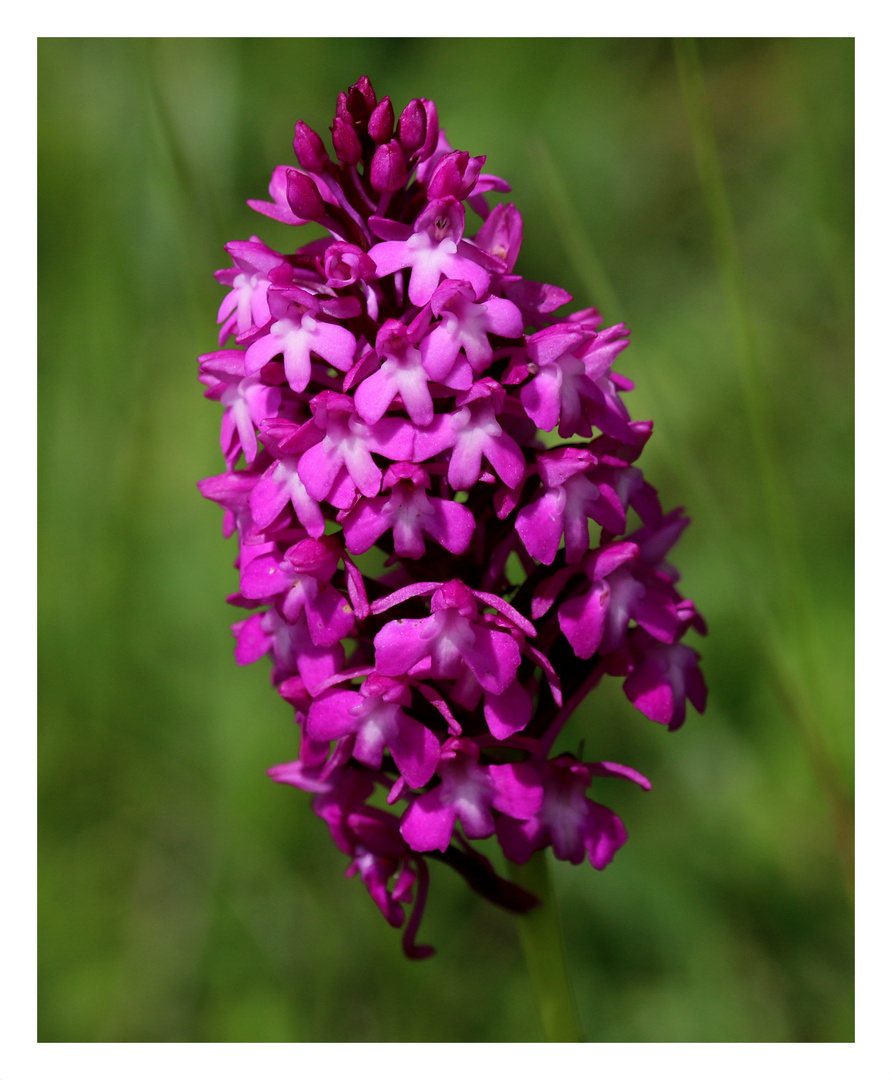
[198,77,706,958]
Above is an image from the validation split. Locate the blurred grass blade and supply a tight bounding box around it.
[672,38,806,629]
[530,138,624,322]
[673,37,852,897]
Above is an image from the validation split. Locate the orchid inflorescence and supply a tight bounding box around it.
[198,77,706,958]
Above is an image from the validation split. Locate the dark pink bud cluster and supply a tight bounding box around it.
[198,78,706,958]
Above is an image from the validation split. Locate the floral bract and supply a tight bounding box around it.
[198,77,707,958]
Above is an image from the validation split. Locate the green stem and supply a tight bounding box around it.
[509,850,582,1041]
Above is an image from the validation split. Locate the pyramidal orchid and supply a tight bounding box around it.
[197,78,706,963]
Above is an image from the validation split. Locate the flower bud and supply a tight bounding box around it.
[285,168,327,222]
[338,77,376,134]
[397,98,426,156]
[353,76,377,114]
[368,97,395,144]
[331,115,362,166]
[427,150,484,201]
[418,98,440,161]
[323,242,376,288]
[293,120,329,174]
[370,140,407,193]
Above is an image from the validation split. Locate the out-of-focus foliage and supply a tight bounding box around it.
[38,37,853,1042]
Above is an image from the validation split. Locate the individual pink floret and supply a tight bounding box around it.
[372,579,532,699]
[369,197,494,306]
[198,349,282,465]
[420,279,523,378]
[622,629,707,731]
[412,378,525,491]
[306,673,441,789]
[497,756,650,868]
[354,319,435,426]
[400,738,542,852]
[340,462,475,559]
[244,287,357,393]
[297,392,415,508]
[214,238,294,342]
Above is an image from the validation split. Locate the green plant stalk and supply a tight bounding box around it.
[510,850,582,1041]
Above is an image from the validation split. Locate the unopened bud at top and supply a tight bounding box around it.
[331,116,363,166]
[338,77,377,134]
[418,99,440,161]
[285,168,327,222]
[293,120,329,174]
[370,140,407,193]
[397,98,426,155]
[427,150,484,201]
[368,97,395,144]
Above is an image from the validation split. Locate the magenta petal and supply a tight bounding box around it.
[289,614,344,689]
[396,368,435,426]
[456,798,496,840]
[531,566,576,619]
[343,558,371,620]
[589,481,627,535]
[483,430,525,488]
[232,612,270,665]
[366,416,416,461]
[244,330,287,377]
[297,441,345,502]
[354,367,398,424]
[588,761,652,790]
[623,658,677,726]
[341,496,390,554]
[400,791,456,852]
[633,590,678,644]
[368,239,413,278]
[309,320,356,372]
[591,541,638,580]
[483,680,533,739]
[240,554,292,600]
[412,413,458,462]
[341,441,383,498]
[426,498,475,555]
[374,616,438,676]
[447,431,485,490]
[388,716,441,789]
[558,581,610,659]
[489,761,543,819]
[406,250,449,306]
[516,489,566,564]
[370,581,440,616]
[520,369,561,431]
[461,624,521,695]
[266,759,333,794]
[306,687,363,740]
[304,584,355,647]
[685,663,708,715]
[419,326,461,381]
[583,801,628,870]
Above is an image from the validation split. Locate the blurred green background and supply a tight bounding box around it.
[38,38,853,1042]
